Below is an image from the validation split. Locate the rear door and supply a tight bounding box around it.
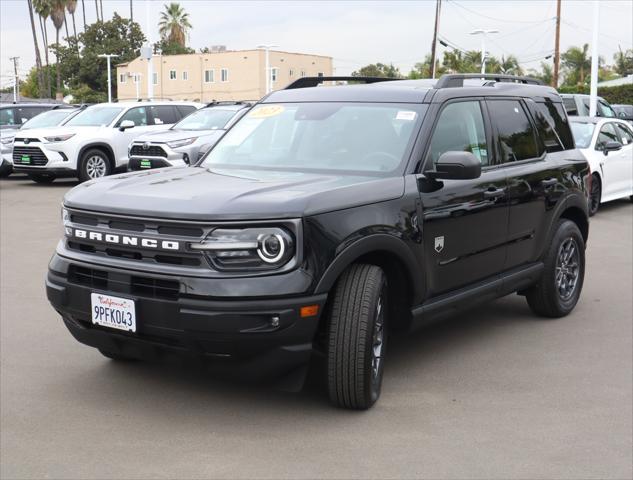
[418,98,509,296]
[488,98,566,270]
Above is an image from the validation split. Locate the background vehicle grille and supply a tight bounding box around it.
[130,145,167,158]
[12,146,48,166]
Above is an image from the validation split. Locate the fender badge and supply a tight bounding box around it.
[434,236,444,253]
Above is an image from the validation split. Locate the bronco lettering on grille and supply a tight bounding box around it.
[70,228,180,250]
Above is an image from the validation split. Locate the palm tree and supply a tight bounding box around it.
[130,0,133,22]
[50,0,66,98]
[159,2,192,47]
[81,0,86,29]
[66,0,78,44]
[613,48,633,76]
[562,44,591,86]
[27,0,45,96]
[94,0,99,21]
[99,0,103,20]
[33,0,52,97]
[497,55,523,76]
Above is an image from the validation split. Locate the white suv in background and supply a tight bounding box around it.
[11,101,202,183]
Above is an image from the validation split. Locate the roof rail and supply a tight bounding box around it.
[435,73,544,89]
[285,76,397,90]
[205,100,251,107]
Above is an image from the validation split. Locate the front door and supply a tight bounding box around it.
[418,99,509,297]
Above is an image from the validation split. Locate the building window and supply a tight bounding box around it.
[317,72,324,77]
[289,69,294,77]
[204,69,214,83]
[182,71,188,81]
[152,72,158,85]
[300,70,306,77]
[119,73,126,83]
[271,67,279,82]
[169,70,177,80]
[221,68,229,82]
[133,73,140,84]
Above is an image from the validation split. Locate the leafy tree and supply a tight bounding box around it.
[613,48,633,77]
[527,62,553,85]
[351,63,402,78]
[20,64,59,98]
[70,83,107,102]
[154,38,194,55]
[159,2,191,48]
[407,55,445,79]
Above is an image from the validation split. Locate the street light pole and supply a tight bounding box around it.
[469,29,499,74]
[257,44,279,94]
[589,0,600,117]
[98,53,119,102]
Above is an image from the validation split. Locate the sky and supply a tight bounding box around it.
[1,0,632,89]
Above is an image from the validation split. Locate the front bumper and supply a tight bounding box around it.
[12,141,75,173]
[128,142,190,170]
[46,254,327,378]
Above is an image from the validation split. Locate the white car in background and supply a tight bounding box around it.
[570,116,633,215]
[11,101,202,183]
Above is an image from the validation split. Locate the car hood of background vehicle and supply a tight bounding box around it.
[133,128,224,143]
[64,166,405,220]
[21,125,103,139]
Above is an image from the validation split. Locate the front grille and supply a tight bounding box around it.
[14,138,40,143]
[130,144,167,158]
[68,265,180,301]
[13,146,48,166]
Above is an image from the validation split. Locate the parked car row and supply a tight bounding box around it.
[0,100,253,183]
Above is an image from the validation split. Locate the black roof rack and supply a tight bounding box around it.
[435,73,544,89]
[285,76,397,90]
[204,100,251,108]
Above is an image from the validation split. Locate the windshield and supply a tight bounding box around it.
[65,106,123,127]
[201,103,425,174]
[21,109,75,129]
[570,122,595,148]
[174,108,237,131]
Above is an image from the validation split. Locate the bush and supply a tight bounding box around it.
[70,84,108,103]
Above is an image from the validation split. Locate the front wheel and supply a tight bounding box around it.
[326,264,388,410]
[79,149,111,182]
[526,219,585,318]
[0,162,12,177]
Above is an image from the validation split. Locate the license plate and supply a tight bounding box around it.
[21,155,30,164]
[140,159,151,168]
[91,293,136,332]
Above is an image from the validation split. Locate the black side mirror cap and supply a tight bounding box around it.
[603,141,622,155]
[425,151,482,180]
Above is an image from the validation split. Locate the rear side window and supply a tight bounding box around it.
[534,101,575,152]
[615,123,633,145]
[562,97,578,116]
[488,100,540,162]
[117,107,149,126]
[0,108,16,126]
[426,100,489,166]
[150,105,179,125]
[176,105,196,119]
[595,123,619,150]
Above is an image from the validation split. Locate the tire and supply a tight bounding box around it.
[28,173,56,184]
[79,148,111,182]
[98,348,137,361]
[526,219,585,318]
[588,173,601,216]
[0,162,12,177]
[326,263,388,410]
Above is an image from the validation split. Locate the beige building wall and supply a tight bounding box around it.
[116,50,333,102]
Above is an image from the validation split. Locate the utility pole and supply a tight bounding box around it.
[430,0,442,79]
[552,0,561,87]
[469,29,499,74]
[144,0,153,100]
[9,56,19,102]
[257,44,279,94]
[98,53,118,102]
[589,0,600,117]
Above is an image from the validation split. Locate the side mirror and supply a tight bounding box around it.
[119,120,135,131]
[603,141,622,156]
[426,151,482,180]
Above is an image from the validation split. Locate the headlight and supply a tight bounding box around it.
[190,227,294,271]
[45,134,75,143]
[0,136,14,145]
[167,137,197,149]
[61,206,71,237]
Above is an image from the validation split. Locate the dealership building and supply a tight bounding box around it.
[116,48,333,102]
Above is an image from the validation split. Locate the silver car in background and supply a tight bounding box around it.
[128,102,252,171]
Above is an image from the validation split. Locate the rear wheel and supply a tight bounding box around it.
[326,264,388,410]
[79,149,111,182]
[526,219,585,318]
[588,173,601,216]
[28,173,56,184]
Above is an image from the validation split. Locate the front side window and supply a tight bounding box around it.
[595,123,619,150]
[570,122,595,149]
[427,101,488,167]
[0,108,16,126]
[117,107,149,127]
[169,70,177,80]
[616,123,633,145]
[174,108,237,130]
[563,97,578,116]
[65,106,124,127]
[221,68,229,82]
[201,102,425,174]
[488,100,539,162]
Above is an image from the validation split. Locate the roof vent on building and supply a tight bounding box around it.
[210,45,227,53]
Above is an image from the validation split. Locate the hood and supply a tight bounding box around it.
[17,125,100,139]
[63,166,405,221]
[132,128,224,143]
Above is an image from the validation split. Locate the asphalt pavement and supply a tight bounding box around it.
[1,174,632,480]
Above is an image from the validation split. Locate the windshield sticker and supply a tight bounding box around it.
[396,111,417,121]
[249,105,285,119]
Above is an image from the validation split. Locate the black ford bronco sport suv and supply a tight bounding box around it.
[47,74,590,409]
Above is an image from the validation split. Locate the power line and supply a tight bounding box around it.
[447,0,558,24]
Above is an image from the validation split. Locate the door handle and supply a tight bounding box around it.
[541,178,558,187]
[483,187,506,199]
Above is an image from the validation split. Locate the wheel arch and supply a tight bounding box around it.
[78,143,116,172]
